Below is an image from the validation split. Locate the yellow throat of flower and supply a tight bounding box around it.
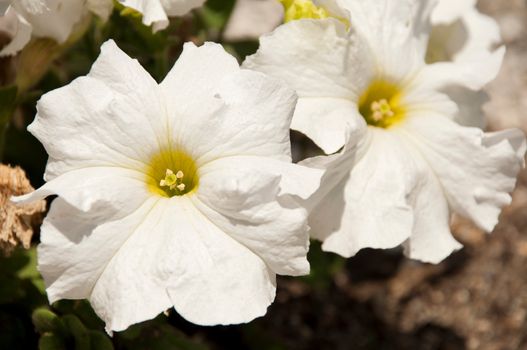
[358,80,406,128]
[279,0,329,22]
[278,0,349,27]
[146,148,199,197]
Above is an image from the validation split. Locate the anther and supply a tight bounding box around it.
[160,168,186,192]
[370,98,395,122]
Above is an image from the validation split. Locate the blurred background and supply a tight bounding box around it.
[0,0,526,349]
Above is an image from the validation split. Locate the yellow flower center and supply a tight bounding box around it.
[358,80,406,128]
[146,148,199,197]
[279,0,349,27]
[280,0,329,22]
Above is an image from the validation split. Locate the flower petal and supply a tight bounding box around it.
[341,0,437,80]
[431,0,502,65]
[244,18,372,100]
[0,7,32,57]
[162,43,298,163]
[442,85,488,128]
[291,97,362,154]
[397,137,462,263]
[401,113,526,232]
[416,46,505,91]
[303,123,462,262]
[161,0,206,16]
[160,42,239,119]
[223,0,282,41]
[39,197,173,333]
[163,199,276,326]
[29,40,165,180]
[194,70,296,162]
[195,155,322,275]
[12,0,86,44]
[304,128,416,257]
[457,9,501,61]
[12,167,149,215]
[431,0,476,24]
[199,155,323,201]
[119,0,168,32]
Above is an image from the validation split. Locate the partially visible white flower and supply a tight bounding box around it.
[0,6,31,56]
[244,0,526,263]
[428,0,504,128]
[13,40,322,332]
[225,0,349,41]
[224,0,283,42]
[279,0,348,23]
[0,0,112,57]
[118,0,206,32]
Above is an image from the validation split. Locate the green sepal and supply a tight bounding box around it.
[32,308,63,334]
[39,333,66,350]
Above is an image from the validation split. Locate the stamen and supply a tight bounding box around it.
[358,79,405,128]
[370,99,395,122]
[147,149,199,197]
[160,168,186,192]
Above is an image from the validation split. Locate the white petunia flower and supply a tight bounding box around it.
[0,6,32,56]
[244,0,526,263]
[223,0,283,42]
[428,0,504,128]
[0,0,113,56]
[118,0,206,32]
[13,39,322,332]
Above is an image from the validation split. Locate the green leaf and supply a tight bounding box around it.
[39,333,66,350]
[118,321,209,350]
[300,240,345,290]
[201,0,236,29]
[32,308,62,334]
[88,331,113,350]
[62,314,90,350]
[17,247,46,294]
[118,323,142,341]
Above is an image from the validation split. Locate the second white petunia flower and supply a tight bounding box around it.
[13,40,322,332]
[0,0,113,56]
[244,0,526,263]
[118,0,206,32]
